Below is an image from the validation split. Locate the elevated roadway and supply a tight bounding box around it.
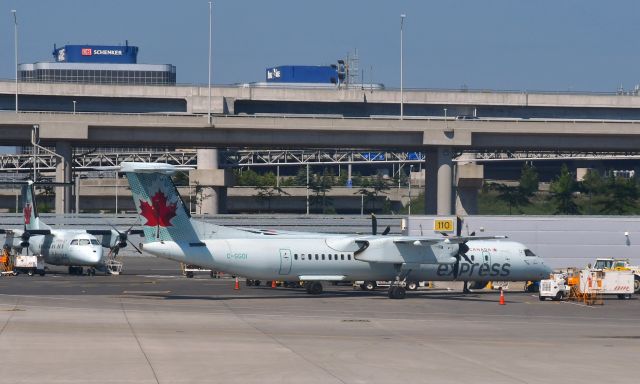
[3,111,640,216]
[2,112,640,150]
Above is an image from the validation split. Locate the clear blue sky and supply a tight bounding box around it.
[2,0,640,92]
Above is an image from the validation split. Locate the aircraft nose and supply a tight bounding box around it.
[540,262,553,278]
[89,246,103,264]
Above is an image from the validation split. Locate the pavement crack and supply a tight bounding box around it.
[0,298,19,337]
[120,300,161,384]
[221,301,347,384]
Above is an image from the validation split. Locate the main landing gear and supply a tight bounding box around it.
[387,268,412,299]
[304,282,323,295]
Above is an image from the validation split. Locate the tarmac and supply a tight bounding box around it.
[0,257,638,384]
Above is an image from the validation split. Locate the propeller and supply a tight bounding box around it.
[108,223,143,256]
[453,216,473,279]
[370,213,390,236]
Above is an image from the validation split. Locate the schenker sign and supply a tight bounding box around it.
[81,48,123,56]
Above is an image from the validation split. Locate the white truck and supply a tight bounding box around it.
[539,273,570,301]
[13,255,45,276]
[592,258,640,293]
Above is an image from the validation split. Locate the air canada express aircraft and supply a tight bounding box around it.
[1,181,140,275]
[120,162,551,299]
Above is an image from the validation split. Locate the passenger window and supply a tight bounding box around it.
[524,249,536,257]
[294,254,298,260]
[347,255,351,260]
[328,255,332,260]
[321,254,325,260]
[335,254,339,261]
[341,254,344,260]
[315,255,319,260]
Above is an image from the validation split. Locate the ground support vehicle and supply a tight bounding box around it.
[539,273,570,301]
[353,280,428,291]
[181,263,218,278]
[592,258,640,293]
[0,249,15,276]
[13,255,45,276]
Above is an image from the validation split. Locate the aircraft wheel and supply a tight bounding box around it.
[308,282,323,295]
[388,286,406,299]
[407,281,419,291]
[245,279,253,286]
[361,281,376,291]
[254,280,261,286]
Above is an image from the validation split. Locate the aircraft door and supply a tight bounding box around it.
[279,249,292,275]
[482,250,491,276]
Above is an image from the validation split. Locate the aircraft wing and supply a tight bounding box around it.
[393,235,507,245]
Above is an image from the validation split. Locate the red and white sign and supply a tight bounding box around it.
[81,48,92,56]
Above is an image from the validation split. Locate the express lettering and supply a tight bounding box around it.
[436,262,511,278]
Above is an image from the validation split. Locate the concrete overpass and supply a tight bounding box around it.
[5,80,640,119]
[3,110,640,216]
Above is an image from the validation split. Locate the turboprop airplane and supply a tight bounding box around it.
[0,181,141,275]
[119,162,552,299]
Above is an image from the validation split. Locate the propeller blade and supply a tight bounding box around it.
[126,237,143,254]
[456,216,463,237]
[371,213,377,236]
[382,226,391,236]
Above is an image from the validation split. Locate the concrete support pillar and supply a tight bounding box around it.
[424,147,453,215]
[190,148,231,215]
[55,141,72,214]
[455,153,484,216]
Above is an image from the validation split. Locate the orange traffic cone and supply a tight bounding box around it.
[234,277,240,290]
[499,288,505,305]
[271,280,277,288]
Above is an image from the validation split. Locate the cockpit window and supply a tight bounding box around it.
[79,239,91,246]
[90,239,100,245]
[70,240,78,245]
[524,249,536,256]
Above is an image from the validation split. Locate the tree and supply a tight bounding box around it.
[193,181,213,215]
[599,176,639,215]
[579,169,605,214]
[519,163,539,197]
[490,183,530,214]
[309,169,334,213]
[355,173,391,212]
[488,164,538,214]
[549,164,580,214]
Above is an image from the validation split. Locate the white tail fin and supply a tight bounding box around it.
[122,162,201,243]
[21,181,40,230]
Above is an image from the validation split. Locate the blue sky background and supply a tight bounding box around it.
[1,0,640,92]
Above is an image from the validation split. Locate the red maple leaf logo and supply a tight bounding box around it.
[139,190,177,227]
[24,203,32,224]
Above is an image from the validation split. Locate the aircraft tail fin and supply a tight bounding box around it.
[122,162,201,243]
[21,181,40,230]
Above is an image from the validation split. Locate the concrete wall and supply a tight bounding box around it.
[407,216,640,269]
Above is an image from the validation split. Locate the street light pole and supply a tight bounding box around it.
[11,10,18,113]
[208,1,213,125]
[400,13,406,120]
[408,164,413,215]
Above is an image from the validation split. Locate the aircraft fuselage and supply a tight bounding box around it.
[142,237,551,282]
